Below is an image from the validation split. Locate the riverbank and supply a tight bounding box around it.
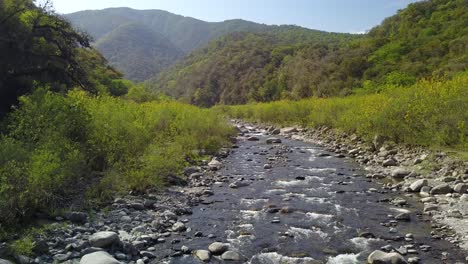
[1,121,466,263]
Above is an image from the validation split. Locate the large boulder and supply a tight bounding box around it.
[89,232,119,248]
[368,250,407,264]
[0,259,15,264]
[80,251,121,264]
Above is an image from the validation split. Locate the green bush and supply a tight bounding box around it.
[221,72,468,150]
[0,88,235,227]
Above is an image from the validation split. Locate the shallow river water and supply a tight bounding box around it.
[156,127,466,263]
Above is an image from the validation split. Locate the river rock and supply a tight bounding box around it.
[271,128,281,135]
[221,251,241,261]
[266,137,281,144]
[263,164,272,169]
[65,211,88,223]
[453,183,468,194]
[208,159,222,171]
[368,250,407,264]
[229,181,249,189]
[172,222,186,232]
[80,251,121,264]
[373,135,386,151]
[184,166,201,176]
[195,250,211,262]
[395,212,411,221]
[409,179,428,192]
[430,184,452,195]
[391,168,410,178]
[382,158,397,167]
[281,127,298,134]
[247,136,260,141]
[0,260,15,264]
[208,242,228,255]
[89,231,119,248]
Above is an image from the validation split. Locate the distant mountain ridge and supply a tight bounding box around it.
[65,8,274,81]
[147,0,467,106]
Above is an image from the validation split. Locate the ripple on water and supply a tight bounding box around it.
[326,253,360,264]
[240,210,263,221]
[305,212,335,224]
[288,226,329,241]
[241,198,269,207]
[249,252,318,264]
[304,167,337,173]
[350,237,380,251]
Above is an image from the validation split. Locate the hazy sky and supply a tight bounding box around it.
[50,0,421,33]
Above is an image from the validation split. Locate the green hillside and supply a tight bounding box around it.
[65,8,271,80]
[149,0,468,106]
[95,22,184,82]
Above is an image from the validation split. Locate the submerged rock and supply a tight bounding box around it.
[221,251,241,261]
[266,137,282,144]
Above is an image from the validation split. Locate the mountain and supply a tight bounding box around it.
[148,0,468,106]
[65,8,271,81]
[95,22,184,82]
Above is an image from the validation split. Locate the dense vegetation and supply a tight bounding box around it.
[0,0,134,116]
[66,8,272,80]
[95,22,185,81]
[150,0,468,106]
[218,72,468,150]
[0,1,234,230]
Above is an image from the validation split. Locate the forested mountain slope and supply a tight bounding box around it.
[65,8,272,80]
[149,0,468,106]
[95,22,185,81]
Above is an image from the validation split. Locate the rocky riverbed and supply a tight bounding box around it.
[0,122,467,264]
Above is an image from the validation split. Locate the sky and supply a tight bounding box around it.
[50,0,421,33]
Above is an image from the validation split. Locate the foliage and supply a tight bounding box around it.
[95,22,184,82]
[0,89,235,227]
[66,8,357,81]
[9,235,35,256]
[149,0,467,106]
[218,72,468,150]
[0,0,125,117]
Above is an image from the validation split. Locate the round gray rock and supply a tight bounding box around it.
[221,251,241,261]
[368,250,407,264]
[409,179,427,192]
[89,231,119,248]
[80,251,121,264]
[195,250,211,262]
[391,168,410,178]
[430,184,452,195]
[208,242,228,255]
[0,259,15,264]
